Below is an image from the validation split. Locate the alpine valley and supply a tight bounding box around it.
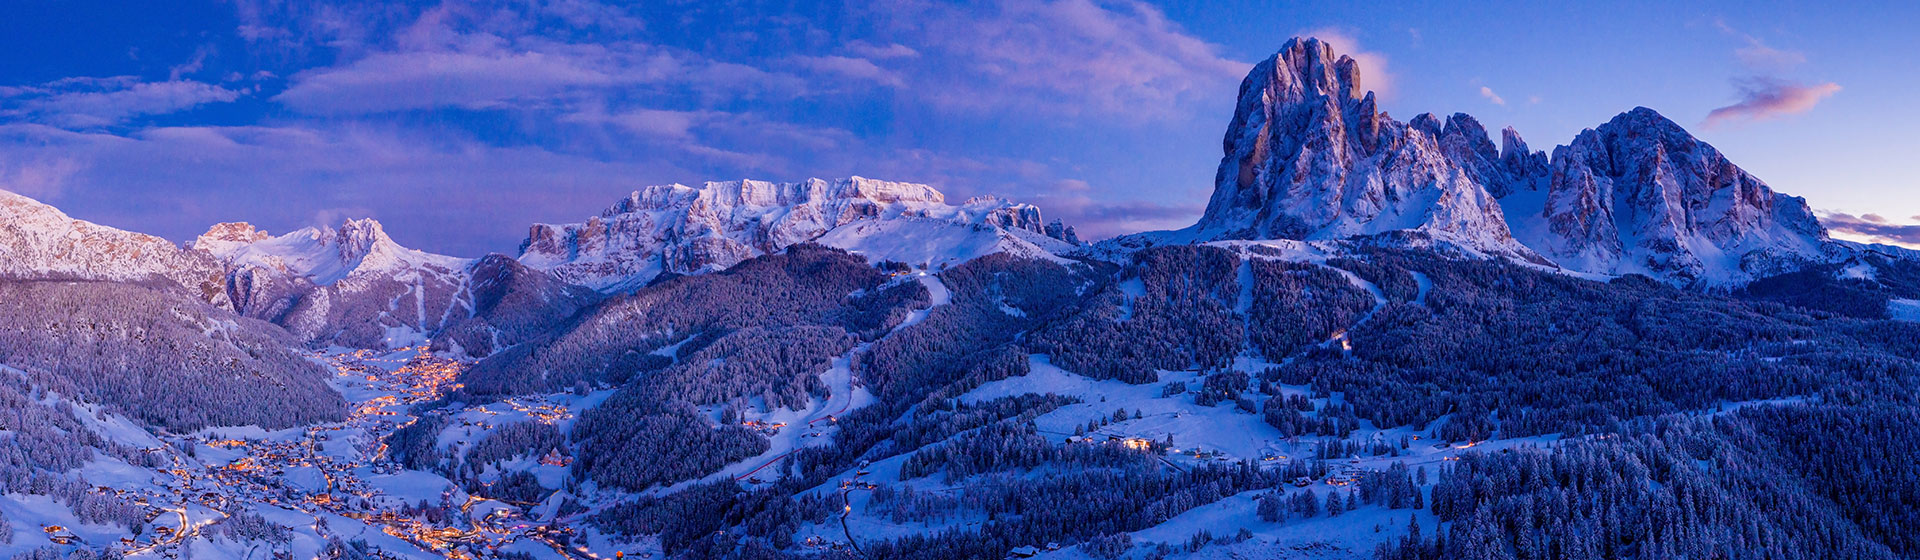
[2,37,1919,560]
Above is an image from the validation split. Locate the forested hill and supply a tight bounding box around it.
[4,33,1920,560]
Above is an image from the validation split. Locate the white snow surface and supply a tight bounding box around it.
[1891,299,1920,322]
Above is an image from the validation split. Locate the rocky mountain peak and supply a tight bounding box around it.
[196,222,271,245]
[324,218,399,269]
[1262,37,1366,104]
[1191,37,1528,254]
[201,216,465,288]
[1499,106,1830,284]
[1175,38,1836,285]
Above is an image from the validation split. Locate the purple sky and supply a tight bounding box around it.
[0,1,1914,255]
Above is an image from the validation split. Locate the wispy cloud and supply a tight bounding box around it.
[1820,211,1920,248]
[0,77,242,129]
[844,41,919,60]
[871,0,1246,119]
[1479,86,1506,106]
[1715,20,1807,72]
[0,156,83,199]
[1704,77,1840,127]
[1706,20,1837,127]
[791,55,905,88]
[276,48,631,114]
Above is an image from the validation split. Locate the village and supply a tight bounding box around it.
[34,346,623,560]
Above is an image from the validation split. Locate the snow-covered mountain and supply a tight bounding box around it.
[518,176,1079,291]
[0,188,230,303]
[193,219,477,349]
[1174,36,1837,286]
[194,219,470,285]
[1499,107,1832,285]
[1188,37,1531,255]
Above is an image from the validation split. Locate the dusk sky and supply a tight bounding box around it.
[2,0,1914,256]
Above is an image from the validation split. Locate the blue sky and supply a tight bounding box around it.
[1,0,1914,255]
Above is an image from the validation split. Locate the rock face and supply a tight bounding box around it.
[0,189,230,305]
[1498,107,1831,284]
[1193,37,1531,254]
[1188,36,1834,286]
[519,176,1078,291]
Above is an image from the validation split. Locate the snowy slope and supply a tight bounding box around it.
[0,188,228,303]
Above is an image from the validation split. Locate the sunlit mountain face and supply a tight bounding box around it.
[3,3,1919,559]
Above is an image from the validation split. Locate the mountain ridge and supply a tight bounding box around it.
[517,176,1080,291]
[1159,36,1839,287]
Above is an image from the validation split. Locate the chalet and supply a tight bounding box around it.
[538,448,572,467]
[1009,545,1041,558]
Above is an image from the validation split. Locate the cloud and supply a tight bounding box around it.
[597,109,708,140]
[0,157,84,199]
[844,41,919,60]
[1820,211,1920,248]
[265,3,809,116]
[560,105,855,173]
[1715,20,1807,72]
[869,0,1246,118]
[1704,77,1840,127]
[1705,21,1837,128]
[1038,196,1204,239]
[1735,40,1806,71]
[0,78,242,128]
[1054,179,1093,193]
[1479,86,1506,106]
[274,49,624,114]
[792,55,904,87]
[1298,28,1393,100]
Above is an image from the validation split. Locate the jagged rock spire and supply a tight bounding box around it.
[1193,37,1528,253]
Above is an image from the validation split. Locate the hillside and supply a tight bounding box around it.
[0,33,1917,560]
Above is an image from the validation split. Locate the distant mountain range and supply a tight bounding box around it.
[518,176,1079,291]
[0,36,1906,350]
[6,35,1920,560]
